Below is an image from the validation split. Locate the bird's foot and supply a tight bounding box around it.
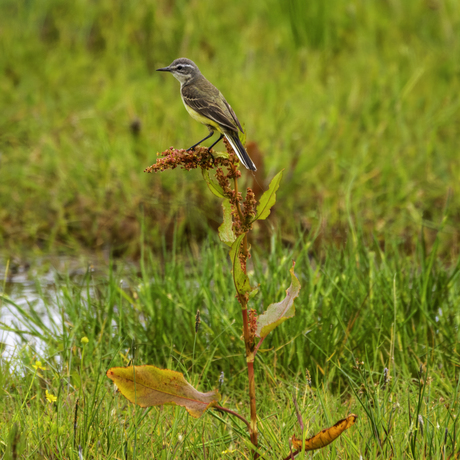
[207,149,216,165]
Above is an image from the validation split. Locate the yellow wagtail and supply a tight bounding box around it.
[157,58,257,171]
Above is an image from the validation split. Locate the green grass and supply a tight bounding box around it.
[1,233,459,458]
[1,0,460,457]
[1,0,459,256]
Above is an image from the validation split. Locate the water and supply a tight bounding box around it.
[0,255,132,357]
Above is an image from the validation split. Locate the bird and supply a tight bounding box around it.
[156,58,257,171]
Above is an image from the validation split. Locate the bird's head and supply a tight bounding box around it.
[156,58,201,84]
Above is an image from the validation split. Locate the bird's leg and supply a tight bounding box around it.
[207,133,224,166]
[208,133,224,152]
[187,131,214,151]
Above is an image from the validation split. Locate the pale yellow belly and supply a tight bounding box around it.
[181,96,223,133]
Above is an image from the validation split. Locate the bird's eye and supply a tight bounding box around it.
[177,65,183,70]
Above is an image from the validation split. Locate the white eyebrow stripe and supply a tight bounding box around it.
[173,64,194,70]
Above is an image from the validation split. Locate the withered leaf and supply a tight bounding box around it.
[107,365,220,418]
[291,414,358,451]
[256,261,300,338]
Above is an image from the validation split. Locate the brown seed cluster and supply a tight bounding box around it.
[214,166,257,239]
[248,308,258,348]
[144,146,229,173]
[241,189,257,233]
[145,143,257,239]
[145,141,257,247]
[216,173,255,234]
[146,140,257,310]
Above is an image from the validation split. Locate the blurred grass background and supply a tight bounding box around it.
[1,0,459,257]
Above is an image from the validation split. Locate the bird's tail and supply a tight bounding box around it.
[224,132,257,171]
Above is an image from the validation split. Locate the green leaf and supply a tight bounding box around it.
[256,261,301,338]
[229,234,251,295]
[249,287,259,299]
[213,151,231,160]
[202,169,225,198]
[218,199,236,246]
[107,365,220,418]
[254,170,284,221]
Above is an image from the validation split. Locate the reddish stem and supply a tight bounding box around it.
[282,450,300,460]
[233,174,258,457]
[254,337,266,356]
[292,395,304,431]
[214,406,250,429]
[247,360,258,447]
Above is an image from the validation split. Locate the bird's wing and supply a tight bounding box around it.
[182,77,242,133]
[222,99,244,133]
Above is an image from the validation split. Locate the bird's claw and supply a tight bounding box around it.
[207,149,216,165]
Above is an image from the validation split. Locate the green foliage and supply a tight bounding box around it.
[202,169,226,198]
[1,0,460,455]
[218,199,235,246]
[229,234,251,295]
[1,234,459,457]
[254,170,284,221]
[0,0,459,254]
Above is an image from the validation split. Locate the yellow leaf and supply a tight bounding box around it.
[291,414,358,451]
[107,365,220,418]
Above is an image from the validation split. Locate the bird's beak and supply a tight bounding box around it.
[156,66,171,72]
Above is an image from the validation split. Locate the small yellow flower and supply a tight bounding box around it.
[81,337,89,344]
[32,361,47,371]
[45,390,57,403]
